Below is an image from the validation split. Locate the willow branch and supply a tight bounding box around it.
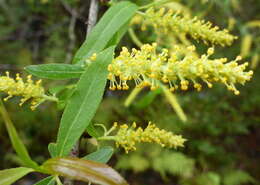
[64,0,99,184]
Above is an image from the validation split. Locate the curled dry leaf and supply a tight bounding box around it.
[42,157,128,185]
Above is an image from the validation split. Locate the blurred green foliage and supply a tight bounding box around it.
[0,0,259,184]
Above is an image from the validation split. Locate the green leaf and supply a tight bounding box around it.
[72,1,138,64]
[33,176,55,185]
[86,123,102,138]
[25,64,84,79]
[48,143,57,158]
[42,157,128,185]
[0,167,34,185]
[56,86,76,110]
[83,146,114,163]
[223,170,256,185]
[53,46,115,157]
[0,100,39,168]
[116,154,150,173]
[196,172,221,185]
[152,151,195,178]
[106,20,130,48]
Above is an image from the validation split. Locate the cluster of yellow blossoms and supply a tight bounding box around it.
[109,122,186,153]
[107,43,253,95]
[0,72,46,110]
[141,8,237,46]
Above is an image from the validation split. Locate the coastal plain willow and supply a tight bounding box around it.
[0,0,253,185]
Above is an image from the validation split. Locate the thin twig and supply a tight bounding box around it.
[86,0,99,36]
[60,0,85,20]
[59,0,78,63]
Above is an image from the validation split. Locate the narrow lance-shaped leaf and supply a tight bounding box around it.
[73,1,138,64]
[42,157,128,185]
[83,21,134,142]
[25,64,84,79]
[83,146,114,163]
[0,100,39,168]
[0,167,34,185]
[33,176,55,185]
[53,46,115,157]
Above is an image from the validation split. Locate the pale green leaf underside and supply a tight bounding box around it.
[25,64,84,79]
[0,167,34,185]
[83,146,114,163]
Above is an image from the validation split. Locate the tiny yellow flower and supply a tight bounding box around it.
[90,53,97,61]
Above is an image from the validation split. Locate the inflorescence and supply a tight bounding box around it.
[0,72,54,110]
[141,8,237,46]
[100,122,186,153]
[107,43,253,95]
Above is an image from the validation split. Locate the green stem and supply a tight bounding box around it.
[139,0,173,10]
[128,28,144,48]
[136,10,146,16]
[160,84,187,122]
[97,136,116,141]
[95,124,108,135]
[124,86,143,107]
[42,95,59,102]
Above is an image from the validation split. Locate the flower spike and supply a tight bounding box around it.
[141,8,237,46]
[0,72,55,110]
[108,44,253,95]
[99,122,186,153]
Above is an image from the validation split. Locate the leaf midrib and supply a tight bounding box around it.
[58,52,109,156]
[27,67,84,74]
[30,69,84,74]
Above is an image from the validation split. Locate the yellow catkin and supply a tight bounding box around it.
[114,122,186,153]
[0,72,45,110]
[107,43,253,95]
[141,8,237,46]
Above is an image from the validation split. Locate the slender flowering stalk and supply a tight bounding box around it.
[0,72,57,110]
[98,122,186,153]
[140,8,237,46]
[107,43,253,95]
